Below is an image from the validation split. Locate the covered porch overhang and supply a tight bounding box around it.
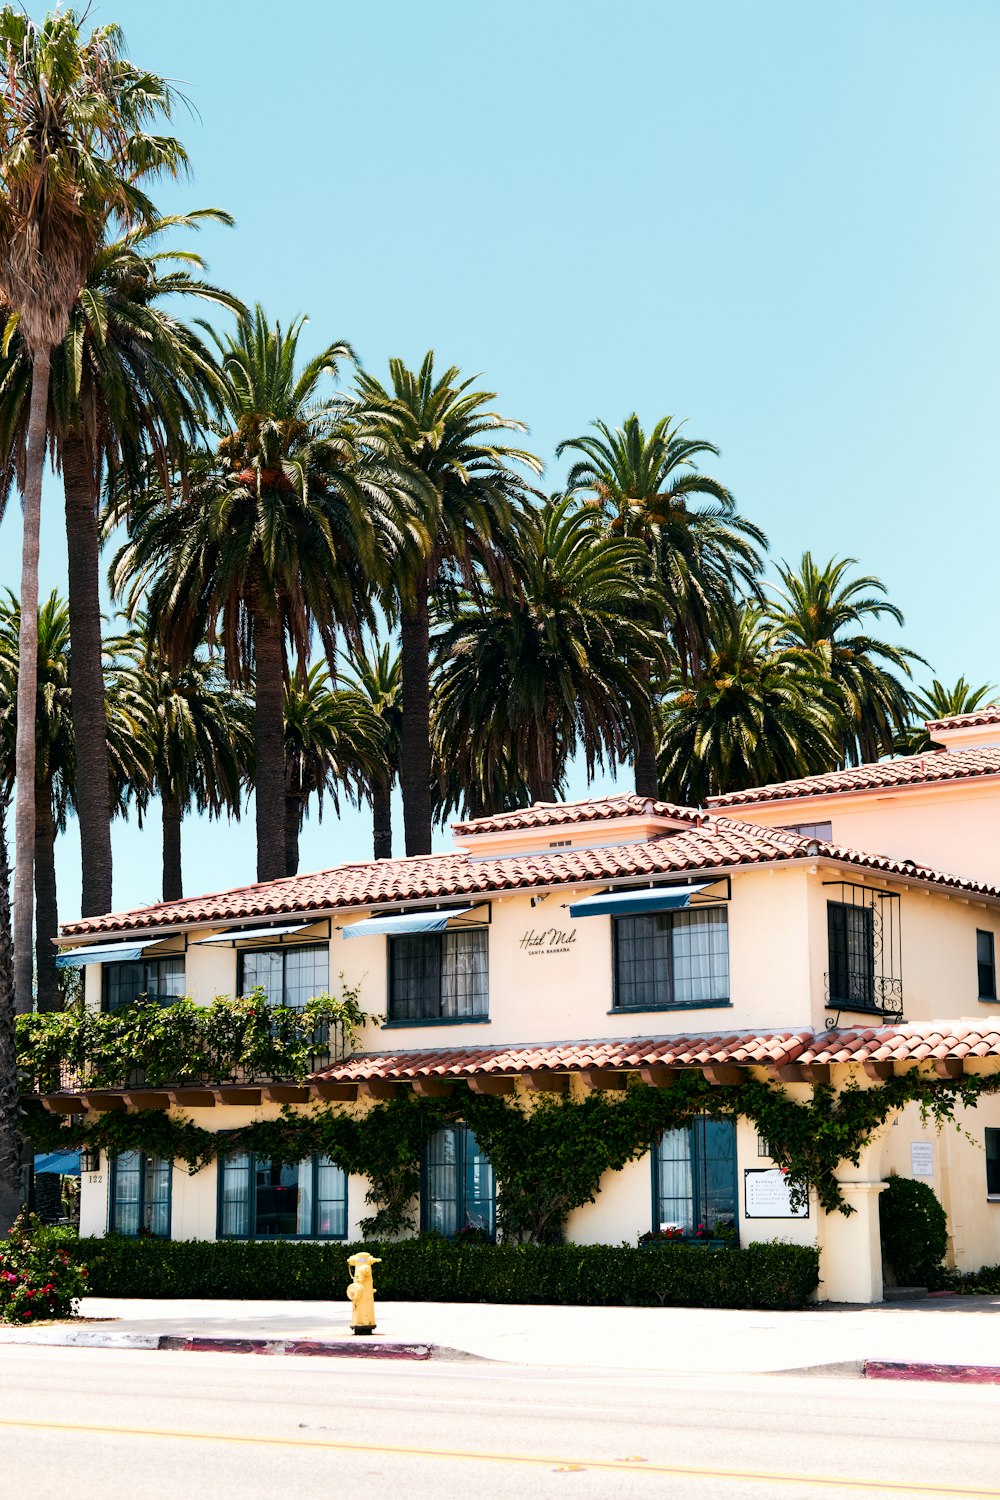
[34,1019,1000,1112]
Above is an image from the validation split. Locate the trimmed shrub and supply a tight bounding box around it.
[879,1173,948,1285]
[0,1212,89,1323]
[77,1234,819,1311]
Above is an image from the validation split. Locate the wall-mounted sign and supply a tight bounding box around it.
[744,1168,809,1220]
[910,1141,934,1177]
[519,926,577,957]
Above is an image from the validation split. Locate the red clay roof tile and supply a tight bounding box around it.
[926,707,1000,733]
[59,809,1000,938]
[708,746,1000,808]
[309,1020,1000,1082]
[452,795,706,837]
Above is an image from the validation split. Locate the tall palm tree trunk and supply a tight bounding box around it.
[285,794,300,878]
[400,577,432,857]
[528,703,557,804]
[372,772,392,861]
[14,344,52,1013]
[161,788,183,903]
[0,780,22,1233]
[33,775,59,1013]
[633,661,660,799]
[63,434,113,916]
[254,608,287,883]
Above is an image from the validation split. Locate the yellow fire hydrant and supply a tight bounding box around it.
[346,1252,381,1335]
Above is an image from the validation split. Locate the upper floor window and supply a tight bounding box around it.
[422,1125,495,1238]
[978,931,997,1001]
[237,943,329,1009]
[612,908,729,1010]
[654,1118,737,1241]
[110,1151,171,1237]
[824,883,902,1019]
[102,956,185,1013]
[389,929,488,1022]
[218,1152,347,1239]
[780,821,833,841]
[827,900,874,1009]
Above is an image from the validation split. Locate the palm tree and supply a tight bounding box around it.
[657,608,842,804]
[0,210,239,920]
[766,553,922,765]
[433,495,664,805]
[895,677,997,755]
[113,620,249,902]
[0,773,18,1233]
[341,640,403,860]
[0,594,149,1009]
[282,664,385,876]
[0,9,186,1008]
[353,353,542,855]
[110,309,405,883]
[558,414,767,798]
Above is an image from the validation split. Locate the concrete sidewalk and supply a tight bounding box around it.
[3,1295,1000,1375]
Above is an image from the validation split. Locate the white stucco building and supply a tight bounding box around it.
[44,706,1000,1302]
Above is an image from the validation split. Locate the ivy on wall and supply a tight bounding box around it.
[27,1070,1000,1242]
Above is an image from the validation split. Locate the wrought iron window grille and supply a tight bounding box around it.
[824,881,903,1028]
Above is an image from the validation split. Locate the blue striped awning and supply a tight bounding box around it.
[34,1150,81,1176]
[56,940,149,970]
[568,884,712,919]
[343,908,475,940]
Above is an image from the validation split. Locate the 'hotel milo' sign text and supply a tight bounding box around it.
[520,926,577,956]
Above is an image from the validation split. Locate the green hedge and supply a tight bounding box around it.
[77,1235,819,1311]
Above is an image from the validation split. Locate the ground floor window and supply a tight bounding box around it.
[654,1118,737,1240]
[110,1151,171,1237]
[422,1125,495,1238]
[987,1129,1000,1198]
[217,1153,348,1239]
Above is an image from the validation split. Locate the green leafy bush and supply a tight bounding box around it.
[0,1213,89,1323]
[879,1173,948,1284]
[17,985,370,1091]
[77,1234,819,1311]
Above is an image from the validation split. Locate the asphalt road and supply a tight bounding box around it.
[1,1345,999,1499]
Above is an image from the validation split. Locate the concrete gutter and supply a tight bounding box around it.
[0,1327,459,1359]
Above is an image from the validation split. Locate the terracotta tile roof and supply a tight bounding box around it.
[312,1020,1000,1082]
[317,1031,811,1081]
[926,706,1000,733]
[59,815,1000,939]
[798,1019,1000,1066]
[708,746,1000,809]
[452,794,705,837]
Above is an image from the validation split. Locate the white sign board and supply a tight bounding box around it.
[744,1168,809,1220]
[910,1142,934,1177]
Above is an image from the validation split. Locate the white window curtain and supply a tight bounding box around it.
[656,1128,694,1234]
[671,909,729,1004]
[440,931,488,1018]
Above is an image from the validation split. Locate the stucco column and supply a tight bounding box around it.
[818,1181,888,1304]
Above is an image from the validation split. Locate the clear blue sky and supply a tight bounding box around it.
[3,0,999,921]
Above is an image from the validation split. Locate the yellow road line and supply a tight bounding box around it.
[0,1416,994,1497]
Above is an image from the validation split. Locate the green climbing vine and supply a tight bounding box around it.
[26,1070,1000,1241]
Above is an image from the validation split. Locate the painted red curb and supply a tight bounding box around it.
[158,1336,434,1360]
[865,1361,1000,1385]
